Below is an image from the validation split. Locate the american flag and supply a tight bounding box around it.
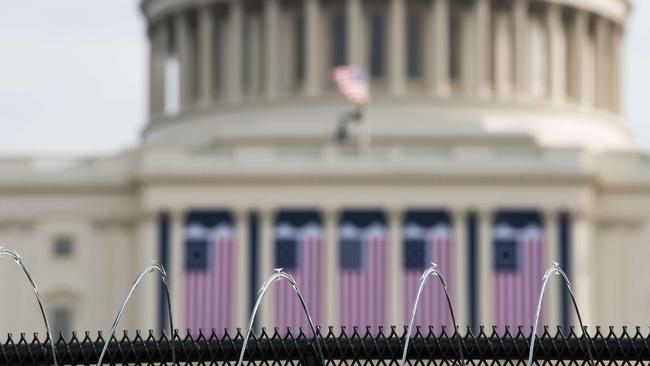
[493,213,545,333]
[339,211,387,332]
[403,211,454,330]
[184,211,235,334]
[274,211,323,332]
[332,65,369,104]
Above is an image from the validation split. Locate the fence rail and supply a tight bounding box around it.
[2,326,650,365]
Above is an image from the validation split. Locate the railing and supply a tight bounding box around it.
[2,326,650,365]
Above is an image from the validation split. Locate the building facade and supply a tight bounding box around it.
[0,0,645,337]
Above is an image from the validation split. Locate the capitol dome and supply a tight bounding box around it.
[141,0,633,152]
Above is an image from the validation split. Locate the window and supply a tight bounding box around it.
[449,10,462,85]
[52,308,72,339]
[407,14,421,78]
[332,14,347,66]
[370,14,385,77]
[53,236,74,258]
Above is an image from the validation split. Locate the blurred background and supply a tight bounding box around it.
[0,0,647,339]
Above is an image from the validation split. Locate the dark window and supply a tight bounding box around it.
[53,236,74,258]
[296,16,305,80]
[333,14,347,66]
[449,11,462,83]
[370,14,385,77]
[407,14,421,78]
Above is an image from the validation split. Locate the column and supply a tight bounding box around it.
[388,0,406,95]
[595,17,610,110]
[477,209,493,326]
[543,210,561,329]
[494,11,513,99]
[149,21,168,117]
[475,0,491,99]
[323,208,339,329]
[610,25,621,113]
[304,0,322,96]
[571,10,588,107]
[453,210,468,329]
[135,213,158,331]
[227,0,243,102]
[514,0,530,99]
[234,210,250,330]
[387,209,403,327]
[198,5,215,106]
[170,210,185,332]
[571,211,593,326]
[175,12,193,109]
[346,0,364,65]
[428,0,450,97]
[265,0,280,99]
[547,3,566,105]
[258,208,275,329]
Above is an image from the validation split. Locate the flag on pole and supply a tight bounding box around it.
[338,211,387,332]
[274,211,323,332]
[493,211,545,333]
[332,65,369,105]
[403,211,454,330]
[184,211,235,334]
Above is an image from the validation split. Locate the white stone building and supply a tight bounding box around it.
[0,0,645,337]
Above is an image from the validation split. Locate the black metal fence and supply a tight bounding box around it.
[2,325,650,365]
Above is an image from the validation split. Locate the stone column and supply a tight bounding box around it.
[514,0,530,100]
[323,208,339,329]
[304,0,322,96]
[543,210,561,329]
[247,16,262,95]
[494,11,513,99]
[428,0,450,97]
[227,0,243,102]
[387,208,403,327]
[571,211,593,326]
[388,0,406,95]
[477,209,493,326]
[149,21,168,118]
[453,210,468,328]
[258,208,275,329]
[175,12,193,109]
[234,210,250,330]
[547,3,566,105]
[596,17,610,110]
[611,25,622,113]
[571,10,588,107]
[346,0,364,65]
[198,5,215,106]
[170,210,186,332]
[475,0,491,99]
[265,0,280,99]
